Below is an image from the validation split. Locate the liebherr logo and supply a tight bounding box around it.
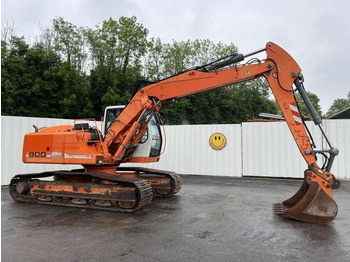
[290,102,302,125]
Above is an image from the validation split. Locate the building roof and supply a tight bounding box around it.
[328,107,350,119]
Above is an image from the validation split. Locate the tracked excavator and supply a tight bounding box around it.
[10,42,340,222]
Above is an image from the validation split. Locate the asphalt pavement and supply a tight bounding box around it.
[2,175,350,262]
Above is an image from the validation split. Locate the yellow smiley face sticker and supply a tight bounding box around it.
[209,132,227,150]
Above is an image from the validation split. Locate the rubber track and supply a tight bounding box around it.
[118,167,182,197]
[9,171,153,213]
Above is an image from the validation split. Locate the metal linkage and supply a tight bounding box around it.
[294,74,339,172]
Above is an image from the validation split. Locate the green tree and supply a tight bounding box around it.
[37,17,89,72]
[2,37,32,116]
[1,36,93,118]
[2,37,60,116]
[87,16,148,117]
[326,92,350,117]
[2,15,279,124]
[56,63,94,118]
[161,40,195,77]
[142,37,163,81]
[147,39,234,124]
[54,17,88,72]
[145,39,277,124]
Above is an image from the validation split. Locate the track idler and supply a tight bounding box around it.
[273,165,339,223]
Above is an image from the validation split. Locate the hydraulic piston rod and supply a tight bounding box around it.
[294,74,339,172]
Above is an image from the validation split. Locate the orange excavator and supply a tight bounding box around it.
[10,42,340,222]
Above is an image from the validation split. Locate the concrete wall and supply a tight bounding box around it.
[1,116,349,185]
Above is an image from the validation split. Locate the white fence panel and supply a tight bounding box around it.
[242,121,324,178]
[1,116,81,185]
[324,120,350,179]
[1,117,242,185]
[242,120,348,179]
[126,124,242,177]
[1,116,348,185]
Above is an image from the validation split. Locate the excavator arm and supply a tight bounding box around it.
[105,42,339,222]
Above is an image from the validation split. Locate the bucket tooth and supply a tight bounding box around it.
[273,203,286,216]
[274,180,338,223]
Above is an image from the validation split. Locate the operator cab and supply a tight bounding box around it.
[102,105,163,158]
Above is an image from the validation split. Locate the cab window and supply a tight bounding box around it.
[149,116,162,157]
[104,108,123,136]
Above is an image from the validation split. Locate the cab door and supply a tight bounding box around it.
[103,106,163,158]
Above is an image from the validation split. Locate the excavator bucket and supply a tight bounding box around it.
[273,175,338,223]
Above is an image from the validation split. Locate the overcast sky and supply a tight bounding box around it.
[2,0,350,113]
